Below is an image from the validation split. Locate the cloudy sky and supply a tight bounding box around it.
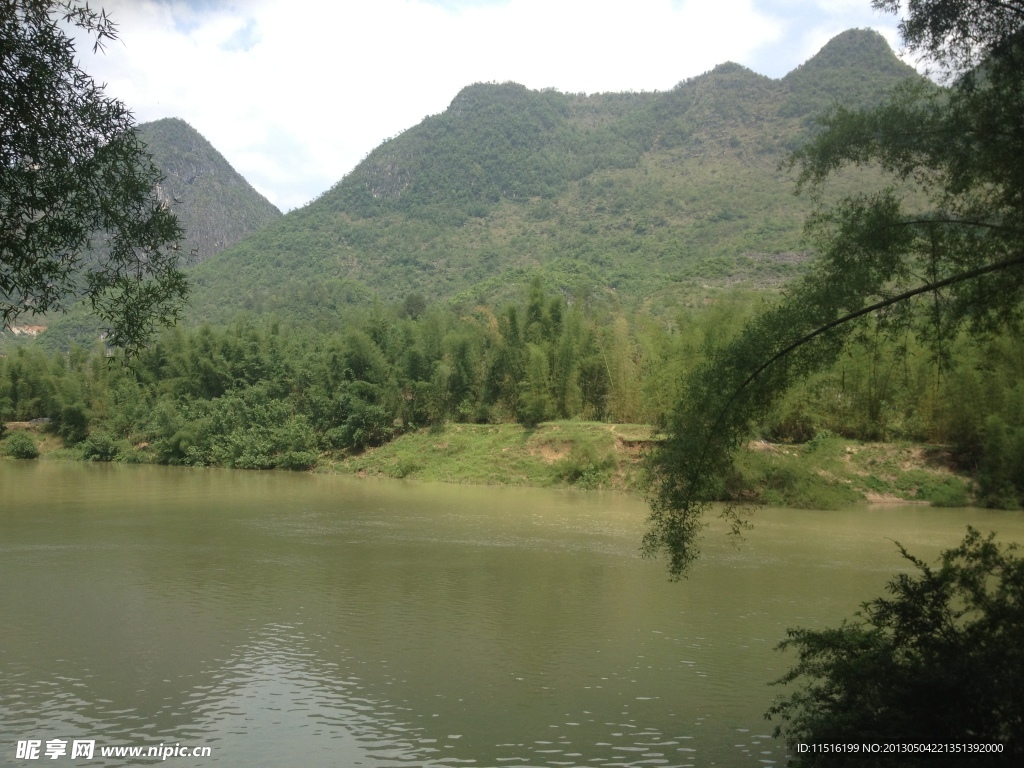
[72,0,913,212]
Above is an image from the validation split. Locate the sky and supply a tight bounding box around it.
[70,0,915,212]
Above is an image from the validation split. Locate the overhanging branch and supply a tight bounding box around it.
[733,252,1024,403]
[690,252,1024,487]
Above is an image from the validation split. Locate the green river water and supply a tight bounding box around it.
[2,461,1022,767]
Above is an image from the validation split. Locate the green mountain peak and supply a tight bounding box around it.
[797,28,904,73]
[781,28,919,118]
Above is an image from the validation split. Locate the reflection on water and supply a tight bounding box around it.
[2,461,1021,766]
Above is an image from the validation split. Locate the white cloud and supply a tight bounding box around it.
[70,0,908,211]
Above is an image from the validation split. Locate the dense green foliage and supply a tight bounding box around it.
[2,282,624,469]
[645,0,1024,577]
[181,30,919,325]
[768,528,1023,765]
[3,281,1023,507]
[1,0,187,352]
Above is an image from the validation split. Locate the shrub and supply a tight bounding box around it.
[392,458,423,478]
[58,402,90,445]
[554,443,615,489]
[916,476,971,508]
[80,432,122,462]
[767,409,817,443]
[768,528,1024,765]
[333,402,393,452]
[3,431,40,459]
[274,450,319,471]
[517,390,551,428]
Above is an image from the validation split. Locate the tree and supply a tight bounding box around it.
[1,0,187,353]
[767,528,1023,765]
[645,0,1024,578]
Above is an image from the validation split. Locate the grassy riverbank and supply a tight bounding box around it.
[328,421,654,491]
[3,418,977,508]
[329,421,975,508]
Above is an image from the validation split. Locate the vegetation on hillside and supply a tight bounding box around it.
[13,117,285,353]
[5,23,1017,513]
[182,30,921,325]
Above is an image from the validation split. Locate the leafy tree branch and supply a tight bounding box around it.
[1,0,187,353]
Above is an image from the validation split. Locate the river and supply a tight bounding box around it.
[2,461,1021,767]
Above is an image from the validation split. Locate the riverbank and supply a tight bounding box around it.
[328,421,654,491]
[329,421,975,508]
[3,419,976,508]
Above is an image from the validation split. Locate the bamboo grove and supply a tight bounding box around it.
[3,278,1023,509]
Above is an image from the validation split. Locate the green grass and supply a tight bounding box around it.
[732,437,974,508]
[734,439,863,509]
[331,421,652,490]
[332,423,975,508]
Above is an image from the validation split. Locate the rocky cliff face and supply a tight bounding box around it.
[137,118,281,263]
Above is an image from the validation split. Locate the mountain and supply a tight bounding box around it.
[22,29,922,349]
[781,28,919,118]
[137,118,282,262]
[184,29,921,326]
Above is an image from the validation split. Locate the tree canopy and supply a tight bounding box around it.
[645,0,1024,578]
[1,0,186,352]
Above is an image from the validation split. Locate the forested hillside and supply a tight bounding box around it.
[186,29,921,324]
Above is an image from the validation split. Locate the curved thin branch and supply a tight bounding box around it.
[889,218,1023,234]
[691,252,1024,485]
